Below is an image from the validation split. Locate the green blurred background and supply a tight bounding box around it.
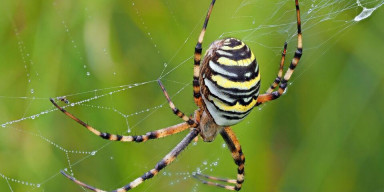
[0,0,384,191]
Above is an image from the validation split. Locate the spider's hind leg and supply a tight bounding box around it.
[193,0,216,109]
[266,42,288,94]
[256,0,302,106]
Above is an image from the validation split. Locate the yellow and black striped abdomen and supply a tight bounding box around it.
[200,38,260,126]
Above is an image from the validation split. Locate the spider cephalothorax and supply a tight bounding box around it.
[52,0,302,191]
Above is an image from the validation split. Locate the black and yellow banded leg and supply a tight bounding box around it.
[194,127,245,191]
[157,80,198,127]
[257,0,302,106]
[266,42,287,94]
[61,129,200,192]
[193,0,216,108]
[50,98,190,142]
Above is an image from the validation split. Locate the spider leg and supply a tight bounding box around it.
[158,80,198,127]
[193,173,237,184]
[61,129,200,191]
[266,42,287,94]
[193,0,216,108]
[61,171,104,192]
[256,0,302,106]
[50,98,190,142]
[193,173,237,190]
[193,127,245,191]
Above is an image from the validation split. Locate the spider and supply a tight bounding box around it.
[51,0,302,191]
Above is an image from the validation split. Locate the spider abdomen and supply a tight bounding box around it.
[200,38,260,126]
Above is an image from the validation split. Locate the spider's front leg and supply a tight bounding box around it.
[61,129,200,191]
[50,98,191,142]
[193,127,245,191]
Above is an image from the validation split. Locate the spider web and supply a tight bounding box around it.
[1,0,383,191]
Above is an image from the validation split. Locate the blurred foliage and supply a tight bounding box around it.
[0,0,384,192]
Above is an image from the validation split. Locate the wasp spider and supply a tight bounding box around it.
[51,0,302,191]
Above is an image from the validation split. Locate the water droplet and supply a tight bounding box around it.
[30,89,34,94]
[354,7,377,21]
[91,151,96,155]
[86,71,91,76]
[203,161,207,165]
[164,63,167,67]
[36,184,41,188]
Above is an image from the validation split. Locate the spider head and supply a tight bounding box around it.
[198,110,223,142]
